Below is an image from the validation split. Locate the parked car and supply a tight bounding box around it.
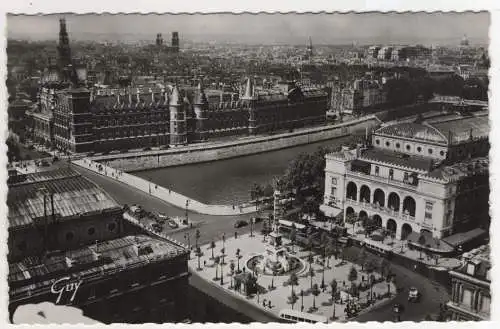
[151,223,163,233]
[155,212,169,223]
[167,220,179,229]
[234,220,248,228]
[408,287,420,302]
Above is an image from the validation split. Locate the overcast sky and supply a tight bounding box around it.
[7,12,490,45]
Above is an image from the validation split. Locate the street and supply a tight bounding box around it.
[74,163,450,322]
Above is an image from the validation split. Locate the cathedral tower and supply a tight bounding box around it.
[241,77,257,135]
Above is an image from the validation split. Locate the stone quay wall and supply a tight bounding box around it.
[91,116,381,172]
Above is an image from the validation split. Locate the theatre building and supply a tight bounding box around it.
[320,111,489,247]
[8,168,190,323]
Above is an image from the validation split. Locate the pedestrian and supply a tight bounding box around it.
[235,231,238,239]
[268,300,272,308]
[204,260,206,267]
[262,299,266,307]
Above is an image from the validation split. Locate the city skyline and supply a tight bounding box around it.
[8,12,490,46]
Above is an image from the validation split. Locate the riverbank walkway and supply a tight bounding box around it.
[73,158,258,216]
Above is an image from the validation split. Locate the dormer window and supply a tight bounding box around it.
[375,166,380,176]
[466,263,476,276]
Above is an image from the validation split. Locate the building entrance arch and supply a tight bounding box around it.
[372,214,382,228]
[401,223,413,240]
[386,218,397,234]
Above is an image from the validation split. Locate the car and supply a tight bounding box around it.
[151,223,163,233]
[234,220,248,228]
[155,212,169,223]
[408,287,420,302]
[167,220,179,229]
[251,217,264,224]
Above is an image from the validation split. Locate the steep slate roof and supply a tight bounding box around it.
[8,168,120,230]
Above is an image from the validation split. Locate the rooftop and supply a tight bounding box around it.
[9,235,187,297]
[8,168,121,230]
[359,148,436,172]
[425,156,488,181]
[452,244,490,282]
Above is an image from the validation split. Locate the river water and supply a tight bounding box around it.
[134,136,354,205]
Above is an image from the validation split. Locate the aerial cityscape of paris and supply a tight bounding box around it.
[5,12,491,324]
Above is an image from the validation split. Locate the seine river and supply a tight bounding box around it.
[135,136,354,205]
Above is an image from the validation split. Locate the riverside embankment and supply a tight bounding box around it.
[89,116,381,172]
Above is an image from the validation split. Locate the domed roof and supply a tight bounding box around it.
[375,122,448,144]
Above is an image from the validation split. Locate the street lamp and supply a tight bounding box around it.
[185,199,190,225]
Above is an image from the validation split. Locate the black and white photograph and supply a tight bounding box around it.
[5,10,492,325]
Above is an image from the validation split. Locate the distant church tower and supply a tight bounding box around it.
[57,18,72,69]
[306,36,313,61]
[171,32,180,52]
[193,82,209,142]
[169,86,187,147]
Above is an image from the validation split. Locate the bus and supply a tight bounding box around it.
[278,220,306,235]
[279,309,328,324]
[361,239,394,258]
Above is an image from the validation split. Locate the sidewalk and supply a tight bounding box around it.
[72,158,257,216]
[346,224,461,270]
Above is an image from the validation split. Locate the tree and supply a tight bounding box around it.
[236,248,242,273]
[214,256,220,280]
[417,235,426,260]
[289,225,297,253]
[288,290,298,310]
[261,222,270,242]
[288,273,298,295]
[348,266,358,283]
[311,283,320,310]
[345,212,358,232]
[195,229,201,248]
[379,258,390,279]
[358,247,367,271]
[210,240,216,259]
[195,246,202,270]
[330,279,338,302]
[221,247,226,265]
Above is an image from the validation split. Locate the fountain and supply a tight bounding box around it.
[246,188,306,276]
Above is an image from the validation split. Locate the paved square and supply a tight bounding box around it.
[189,232,396,322]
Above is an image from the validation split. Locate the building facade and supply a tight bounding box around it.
[446,245,490,321]
[8,168,190,323]
[32,78,328,153]
[320,112,489,242]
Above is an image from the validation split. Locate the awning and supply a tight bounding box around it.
[319,204,343,218]
[442,228,487,247]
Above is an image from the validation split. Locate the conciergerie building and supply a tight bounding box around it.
[320,110,489,248]
[31,19,328,154]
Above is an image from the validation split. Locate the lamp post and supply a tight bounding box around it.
[185,199,190,225]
